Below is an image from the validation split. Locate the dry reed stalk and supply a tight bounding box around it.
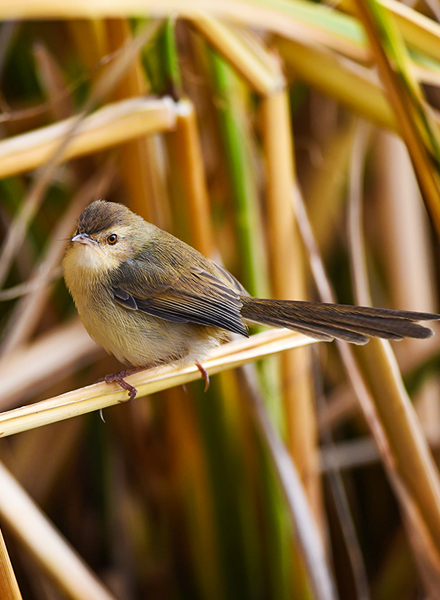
[162,39,279,596]
[260,90,322,525]
[67,20,108,72]
[0,462,117,600]
[168,99,216,257]
[347,121,372,302]
[318,332,440,431]
[68,18,170,225]
[373,132,440,442]
[0,97,176,179]
[352,0,440,238]
[203,56,302,596]
[345,122,440,592]
[353,341,440,592]
[190,14,283,95]
[0,528,23,600]
[157,34,228,594]
[307,122,371,599]
[6,0,440,77]
[0,0,363,64]
[275,37,397,132]
[0,330,315,439]
[105,19,167,224]
[339,0,440,62]
[294,183,440,593]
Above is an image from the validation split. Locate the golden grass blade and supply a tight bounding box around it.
[163,38,287,595]
[190,13,283,95]
[0,97,176,179]
[163,388,225,600]
[0,0,367,67]
[0,461,117,600]
[0,528,22,600]
[0,330,315,439]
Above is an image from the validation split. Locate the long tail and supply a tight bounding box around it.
[240,297,439,345]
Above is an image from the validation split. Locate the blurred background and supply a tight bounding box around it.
[1,3,440,599]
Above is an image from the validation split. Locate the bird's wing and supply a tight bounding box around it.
[110,259,249,337]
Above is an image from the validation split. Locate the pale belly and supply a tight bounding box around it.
[77,295,227,368]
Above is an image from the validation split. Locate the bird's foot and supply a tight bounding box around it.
[196,361,210,392]
[97,368,142,401]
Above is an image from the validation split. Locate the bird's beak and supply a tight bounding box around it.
[71,232,96,246]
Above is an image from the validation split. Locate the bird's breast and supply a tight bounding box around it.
[64,261,226,368]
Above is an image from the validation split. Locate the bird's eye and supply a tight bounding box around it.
[107,234,118,245]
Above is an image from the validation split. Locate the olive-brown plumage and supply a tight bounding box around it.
[63,200,439,397]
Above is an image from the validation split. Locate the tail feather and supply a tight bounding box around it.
[240,297,438,344]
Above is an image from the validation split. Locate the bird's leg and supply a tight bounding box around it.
[195,361,210,392]
[103,372,137,401]
[97,367,144,401]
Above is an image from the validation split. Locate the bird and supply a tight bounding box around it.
[63,200,439,399]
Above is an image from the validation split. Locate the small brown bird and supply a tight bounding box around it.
[63,200,439,399]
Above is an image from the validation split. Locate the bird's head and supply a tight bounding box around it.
[64,200,146,276]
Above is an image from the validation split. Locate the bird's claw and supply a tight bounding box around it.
[98,371,138,401]
[196,361,210,392]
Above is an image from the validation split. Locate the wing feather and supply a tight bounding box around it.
[111,258,248,337]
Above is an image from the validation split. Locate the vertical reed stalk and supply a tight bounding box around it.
[0,528,22,600]
[261,90,322,526]
[105,19,168,224]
